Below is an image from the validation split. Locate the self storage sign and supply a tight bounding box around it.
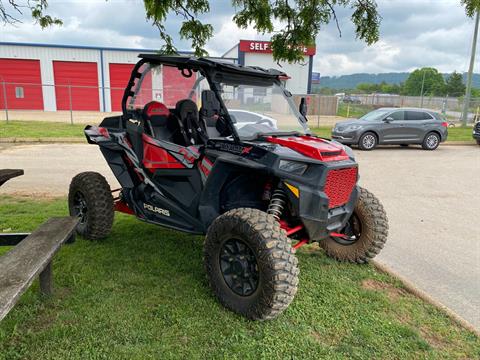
[239,40,316,56]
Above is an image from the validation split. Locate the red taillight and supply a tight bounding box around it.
[324,167,358,209]
[441,122,448,127]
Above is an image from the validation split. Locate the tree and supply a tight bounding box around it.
[2,0,479,63]
[445,71,466,97]
[403,68,446,97]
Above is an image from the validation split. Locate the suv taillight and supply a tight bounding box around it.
[441,122,448,127]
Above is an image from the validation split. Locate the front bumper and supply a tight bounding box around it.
[331,130,360,145]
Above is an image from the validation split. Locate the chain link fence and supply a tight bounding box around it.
[1,81,479,126]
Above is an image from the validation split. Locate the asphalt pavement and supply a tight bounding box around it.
[0,143,479,329]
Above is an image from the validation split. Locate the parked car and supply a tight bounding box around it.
[229,109,278,130]
[342,95,362,104]
[332,107,448,150]
[473,121,480,145]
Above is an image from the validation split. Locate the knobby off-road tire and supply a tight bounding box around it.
[68,172,114,240]
[320,187,388,263]
[204,208,299,320]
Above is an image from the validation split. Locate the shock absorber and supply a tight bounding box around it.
[267,188,287,221]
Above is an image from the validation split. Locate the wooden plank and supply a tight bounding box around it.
[0,169,24,187]
[0,217,79,322]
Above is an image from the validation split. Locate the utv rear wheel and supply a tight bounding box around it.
[204,208,299,320]
[68,172,114,240]
[320,187,388,263]
[358,132,377,150]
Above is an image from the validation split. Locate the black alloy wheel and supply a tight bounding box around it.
[219,238,259,296]
[331,212,362,246]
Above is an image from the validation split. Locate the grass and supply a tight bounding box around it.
[0,121,85,138]
[0,196,478,359]
[0,120,475,142]
[336,103,376,118]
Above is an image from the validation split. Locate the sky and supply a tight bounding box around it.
[0,0,477,76]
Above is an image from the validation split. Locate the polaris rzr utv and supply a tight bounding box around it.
[69,55,388,320]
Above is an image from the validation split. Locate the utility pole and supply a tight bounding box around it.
[462,10,479,126]
[420,69,426,108]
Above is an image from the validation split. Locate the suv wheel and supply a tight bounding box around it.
[422,132,440,150]
[68,172,114,240]
[204,208,299,320]
[358,132,377,150]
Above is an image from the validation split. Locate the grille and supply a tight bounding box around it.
[324,167,358,209]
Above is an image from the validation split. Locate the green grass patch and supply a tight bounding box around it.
[0,121,85,138]
[336,103,376,118]
[0,196,478,359]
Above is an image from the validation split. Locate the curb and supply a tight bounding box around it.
[0,138,477,146]
[372,260,480,337]
[0,137,85,144]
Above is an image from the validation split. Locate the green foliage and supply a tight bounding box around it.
[142,0,382,62]
[1,196,479,358]
[356,81,402,94]
[0,0,62,28]
[461,0,480,17]
[445,71,466,97]
[403,67,446,97]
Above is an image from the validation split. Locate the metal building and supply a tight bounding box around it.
[0,41,316,112]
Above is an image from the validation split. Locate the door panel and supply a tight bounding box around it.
[378,111,406,143]
[404,111,433,141]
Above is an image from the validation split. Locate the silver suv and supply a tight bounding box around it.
[332,108,448,150]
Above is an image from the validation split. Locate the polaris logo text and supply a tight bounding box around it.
[143,203,170,217]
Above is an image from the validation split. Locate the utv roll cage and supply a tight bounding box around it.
[120,55,291,143]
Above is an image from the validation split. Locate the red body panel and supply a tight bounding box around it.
[142,134,185,170]
[324,167,358,208]
[53,61,99,111]
[0,59,43,110]
[265,136,349,162]
[109,63,134,112]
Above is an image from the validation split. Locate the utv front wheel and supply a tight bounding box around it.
[320,187,388,263]
[68,172,114,240]
[204,208,299,320]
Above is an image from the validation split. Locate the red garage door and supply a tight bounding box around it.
[162,66,196,107]
[0,59,43,110]
[109,63,134,112]
[53,61,99,111]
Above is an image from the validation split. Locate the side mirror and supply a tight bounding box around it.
[383,116,394,123]
[299,97,308,118]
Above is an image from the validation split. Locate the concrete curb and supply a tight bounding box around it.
[0,137,477,146]
[372,260,480,337]
[0,137,85,144]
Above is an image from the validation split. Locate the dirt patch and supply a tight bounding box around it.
[419,327,449,349]
[361,279,408,300]
[310,331,342,347]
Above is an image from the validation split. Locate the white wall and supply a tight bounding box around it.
[244,53,310,94]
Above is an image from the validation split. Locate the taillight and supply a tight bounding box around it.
[441,122,448,127]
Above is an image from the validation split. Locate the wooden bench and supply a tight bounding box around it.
[0,217,79,321]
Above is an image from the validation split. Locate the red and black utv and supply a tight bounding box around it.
[69,55,388,320]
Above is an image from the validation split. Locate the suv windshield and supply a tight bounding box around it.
[219,81,308,139]
[359,109,391,121]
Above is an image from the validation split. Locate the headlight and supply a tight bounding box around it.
[346,124,363,131]
[278,160,308,175]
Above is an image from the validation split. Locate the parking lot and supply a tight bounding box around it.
[0,143,479,329]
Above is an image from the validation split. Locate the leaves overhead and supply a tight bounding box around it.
[460,0,480,17]
[145,0,383,62]
[0,0,62,28]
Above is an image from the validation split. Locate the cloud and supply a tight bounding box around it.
[0,0,476,75]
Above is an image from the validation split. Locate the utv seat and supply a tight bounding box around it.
[200,90,232,138]
[142,101,173,141]
[175,99,207,145]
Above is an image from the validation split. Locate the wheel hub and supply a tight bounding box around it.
[363,135,375,149]
[426,135,438,148]
[73,191,88,224]
[332,212,362,246]
[219,239,259,296]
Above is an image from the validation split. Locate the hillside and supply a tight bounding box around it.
[317,72,480,90]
